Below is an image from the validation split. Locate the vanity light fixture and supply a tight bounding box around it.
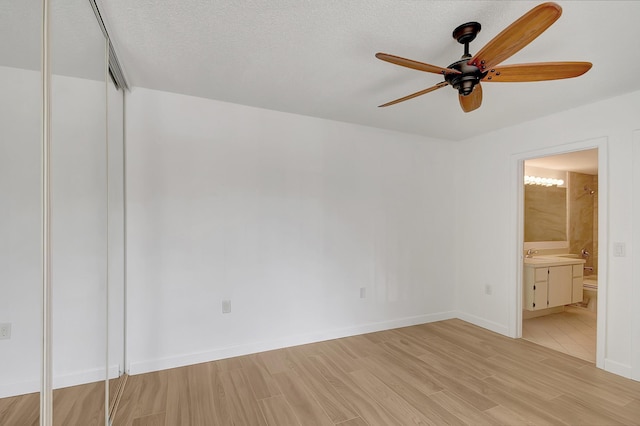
[524,175,564,187]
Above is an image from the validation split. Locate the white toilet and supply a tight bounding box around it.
[583,276,597,312]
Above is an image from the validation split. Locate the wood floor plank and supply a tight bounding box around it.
[423,321,497,359]
[318,340,362,373]
[258,395,301,426]
[382,341,498,412]
[186,363,221,425]
[578,367,640,399]
[486,371,563,401]
[362,329,395,344]
[335,334,386,359]
[53,381,104,426]
[240,354,282,400]
[417,340,495,380]
[109,374,127,417]
[284,348,359,423]
[111,372,143,426]
[135,369,169,418]
[623,399,640,419]
[219,368,267,426]
[368,350,443,395]
[482,372,583,425]
[208,364,233,425]
[474,376,570,425]
[271,370,333,426]
[308,354,402,425]
[546,393,626,425]
[436,319,555,363]
[427,390,496,426]
[257,348,290,375]
[335,417,369,426]
[0,392,39,426]
[132,412,166,426]
[357,356,465,426]
[5,319,640,425]
[215,356,244,372]
[361,353,442,397]
[483,404,537,426]
[349,368,443,426]
[164,365,194,425]
[488,353,635,407]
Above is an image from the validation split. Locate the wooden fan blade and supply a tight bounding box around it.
[376,53,460,75]
[482,62,592,82]
[469,2,562,71]
[459,84,482,113]
[378,82,449,107]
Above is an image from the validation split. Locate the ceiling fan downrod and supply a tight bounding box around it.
[446,22,485,96]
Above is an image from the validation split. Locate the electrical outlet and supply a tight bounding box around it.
[613,242,626,257]
[359,287,366,299]
[0,323,11,340]
[222,300,231,314]
[484,284,492,295]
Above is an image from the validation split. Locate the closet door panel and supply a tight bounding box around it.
[50,0,107,423]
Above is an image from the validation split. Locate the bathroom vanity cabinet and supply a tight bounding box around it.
[523,257,584,311]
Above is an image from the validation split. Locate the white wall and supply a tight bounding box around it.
[50,72,108,389]
[455,90,640,379]
[0,66,112,397]
[125,88,457,374]
[0,66,42,397]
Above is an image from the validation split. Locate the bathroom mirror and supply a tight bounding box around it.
[524,184,568,242]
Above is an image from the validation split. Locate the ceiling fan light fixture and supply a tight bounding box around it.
[460,80,475,96]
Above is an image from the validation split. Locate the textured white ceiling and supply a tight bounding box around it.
[1,0,107,81]
[96,1,640,140]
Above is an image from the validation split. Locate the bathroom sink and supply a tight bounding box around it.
[524,255,585,266]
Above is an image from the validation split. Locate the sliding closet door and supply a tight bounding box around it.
[107,74,126,421]
[0,1,43,423]
[50,0,108,423]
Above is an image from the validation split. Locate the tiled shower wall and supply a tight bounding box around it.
[569,172,598,276]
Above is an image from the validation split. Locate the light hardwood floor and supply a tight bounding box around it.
[0,375,125,426]
[0,381,105,426]
[522,305,597,363]
[3,319,640,425]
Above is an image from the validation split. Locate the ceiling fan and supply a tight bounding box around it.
[375,2,592,112]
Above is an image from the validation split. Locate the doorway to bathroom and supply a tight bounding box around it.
[520,148,600,363]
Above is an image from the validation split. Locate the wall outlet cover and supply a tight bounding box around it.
[0,323,11,340]
[613,242,626,257]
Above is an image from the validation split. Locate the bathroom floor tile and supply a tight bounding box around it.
[522,306,596,363]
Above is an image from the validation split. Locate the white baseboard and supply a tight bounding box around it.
[0,379,39,399]
[0,364,121,399]
[454,311,510,336]
[604,358,632,379]
[53,364,121,389]
[128,311,457,375]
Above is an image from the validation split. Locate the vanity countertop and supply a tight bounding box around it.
[524,256,586,267]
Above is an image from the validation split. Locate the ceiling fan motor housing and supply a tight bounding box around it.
[444,59,487,96]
